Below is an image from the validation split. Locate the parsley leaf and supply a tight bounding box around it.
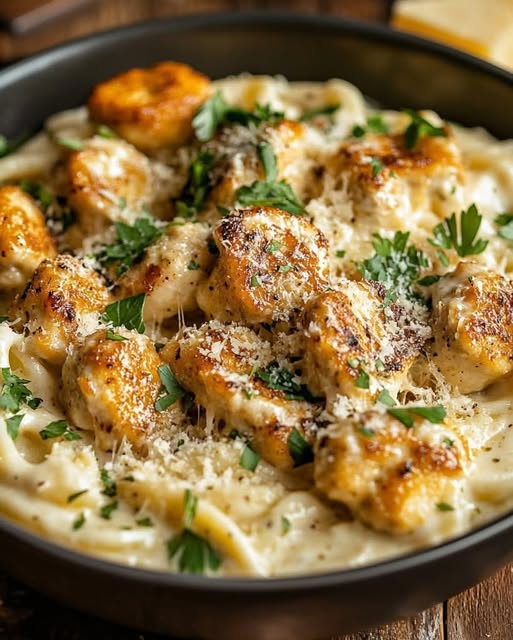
[281,516,291,533]
[387,405,446,428]
[96,124,117,139]
[377,388,396,407]
[0,131,30,158]
[167,529,221,574]
[40,420,81,441]
[240,444,260,472]
[175,151,216,218]
[100,500,118,520]
[429,204,488,257]
[183,489,198,529]
[96,217,163,276]
[236,143,304,215]
[56,137,84,151]
[105,329,127,341]
[154,364,186,411]
[301,104,340,121]
[495,212,513,241]
[136,517,154,527]
[187,260,200,271]
[403,110,447,149]
[357,231,428,303]
[256,361,315,401]
[100,469,117,497]
[101,294,146,334]
[20,179,53,212]
[352,115,389,138]
[354,368,370,389]
[357,425,375,438]
[370,157,383,178]
[5,414,24,441]
[436,502,454,512]
[72,512,86,531]
[288,428,314,467]
[0,368,41,413]
[67,489,88,503]
[192,91,284,141]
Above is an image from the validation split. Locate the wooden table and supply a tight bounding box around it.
[0,1,512,639]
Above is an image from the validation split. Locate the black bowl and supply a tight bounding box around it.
[1,12,513,640]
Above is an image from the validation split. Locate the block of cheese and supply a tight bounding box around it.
[392,0,513,71]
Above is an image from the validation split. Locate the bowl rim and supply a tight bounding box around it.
[1,9,513,592]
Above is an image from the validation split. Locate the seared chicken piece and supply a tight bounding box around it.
[88,62,211,151]
[162,321,318,469]
[115,222,213,323]
[315,409,465,533]
[302,283,429,402]
[62,329,168,450]
[431,262,513,393]
[0,186,56,290]
[9,255,112,366]
[197,207,330,324]
[325,130,463,224]
[67,137,154,236]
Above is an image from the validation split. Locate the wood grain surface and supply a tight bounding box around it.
[0,1,512,639]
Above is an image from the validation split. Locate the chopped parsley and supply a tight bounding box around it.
[167,529,221,574]
[0,316,7,323]
[357,425,375,438]
[335,249,346,258]
[352,115,389,138]
[403,110,447,149]
[281,516,291,534]
[236,143,304,216]
[5,414,23,441]
[354,368,370,389]
[266,240,282,254]
[357,231,428,304]
[154,364,186,412]
[0,368,41,413]
[418,274,442,286]
[56,137,84,151]
[387,405,446,428]
[256,361,315,401]
[67,490,88,503]
[175,151,216,218]
[136,517,154,527]
[101,294,146,334]
[192,91,284,141]
[105,329,127,341]
[72,512,86,531]
[288,428,314,467]
[187,260,200,271]
[370,157,383,178]
[240,444,260,472]
[443,437,455,448]
[100,500,118,520]
[250,275,260,288]
[377,388,396,407]
[20,179,53,212]
[429,204,488,258]
[277,264,293,273]
[0,131,30,158]
[96,124,117,139]
[436,502,454,512]
[39,420,81,441]
[300,104,340,121]
[100,469,117,497]
[183,489,198,528]
[495,212,513,241]
[96,217,163,276]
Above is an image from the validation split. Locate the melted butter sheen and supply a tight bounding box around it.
[0,75,513,577]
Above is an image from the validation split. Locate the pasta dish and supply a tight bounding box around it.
[0,62,512,576]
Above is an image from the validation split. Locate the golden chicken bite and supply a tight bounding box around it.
[196,207,330,325]
[67,137,154,236]
[162,321,318,470]
[88,62,211,151]
[62,329,169,451]
[431,262,513,393]
[115,222,214,323]
[302,283,430,402]
[315,409,466,533]
[325,130,463,226]
[0,185,56,291]
[8,255,112,366]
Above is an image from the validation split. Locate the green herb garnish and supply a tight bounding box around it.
[403,110,447,149]
[429,204,488,258]
[105,329,127,341]
[72,512,86,531]
[167,529,221,574]
[39,420,81,441]
[335,249,346,258]
[266,240,282,254]
[101,294,146,334]
[256,361,314,401]
[5,414,23,441]
[377,389,396,407]
[354,368,370,389]
[96,124,117,139]
[96,217,163,276]
[20,179,53,212]
[183,489,198,529]
[281,516,291,534]
[240,444,261,472]
[136,517,154,527]
[301,104,340,121]
[56,137,84,151]
[387,405,446,428]
[351,115,389,138]
[436,502,454,512]
[154,364,186,412]
[100,500,118,520]
[357,425,375,438]
[187,260,200,271]
[175,151,216,218]
[495,212,513,241]
[0,131,30,158]
[100,469,117,497]
[370,157,383,178]
[288,428,314,467]
[67,489,88,503]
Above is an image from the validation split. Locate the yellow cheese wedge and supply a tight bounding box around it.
[392,0,513,70]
